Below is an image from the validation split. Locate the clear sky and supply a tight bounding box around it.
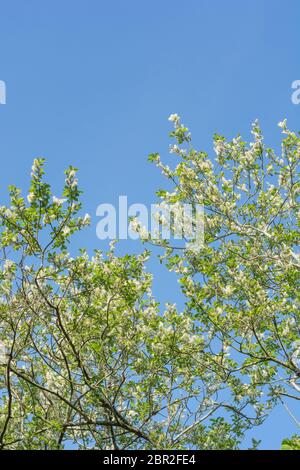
[0,0,299,449]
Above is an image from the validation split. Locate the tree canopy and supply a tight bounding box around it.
[145,115,300,446]
[0,115,299,449]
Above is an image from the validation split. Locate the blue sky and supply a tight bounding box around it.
[0,0,299,449]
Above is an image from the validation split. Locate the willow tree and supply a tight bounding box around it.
[145,115,300,445]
